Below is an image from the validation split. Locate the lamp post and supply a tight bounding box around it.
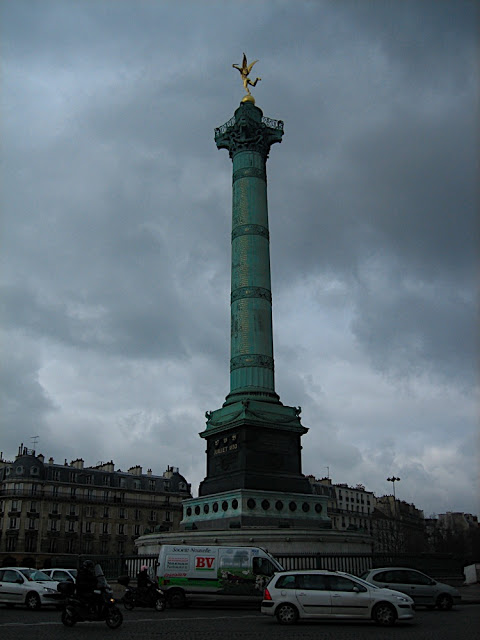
[387,476,401,551]
[387,476,400,500]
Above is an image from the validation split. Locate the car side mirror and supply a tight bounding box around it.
[352,586,360,592]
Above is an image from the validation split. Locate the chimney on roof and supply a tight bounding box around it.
[128,465,142,476]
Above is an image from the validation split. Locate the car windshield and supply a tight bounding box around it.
[19,569,54,582]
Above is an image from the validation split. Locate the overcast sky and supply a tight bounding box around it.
[1,0,478,518]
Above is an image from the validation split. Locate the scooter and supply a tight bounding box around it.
[58,564,123,628]
[118,575,166,611]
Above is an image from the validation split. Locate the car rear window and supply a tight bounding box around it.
[275,575,298,589]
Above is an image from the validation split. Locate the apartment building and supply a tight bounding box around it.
[0,445,191,567]
[310,477,375,533]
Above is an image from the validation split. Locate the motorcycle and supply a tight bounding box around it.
[58,564,123,628]
[118,575,166,611]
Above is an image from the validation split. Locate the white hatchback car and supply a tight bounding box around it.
[261,569,415,626]
[42,568,77,583]
[0,567,64,610]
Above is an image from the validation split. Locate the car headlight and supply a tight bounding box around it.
[393,596,409,602]
[43,587,56,593]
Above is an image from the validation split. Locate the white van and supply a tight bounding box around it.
[157,545,283,607]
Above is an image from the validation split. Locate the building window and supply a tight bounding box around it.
[149,480,155,491]
[85,506,94,517]
[82,540,93,554]
[52,503,59,514]
[25,536,36,552]
[134,525,140,536]
[102,523,109,534]
[52,470,60,481]
[50,519,57,532]
[118,524,125,535]
[100,540,108,554]
[69,505,77,516]
[134,509,141,520]
[11,500,19,512]
[103,491,109,502]
[71,487,76,499]
[87,489,94,500]
[85,521,92,533]
[119,508,126,519]
[150,510,157,522]
[69,472,77,483]
[165,511,171,521]
[49,538,58,553]
[68,521,75,532]
[9,517,18,529]
[6,537,17,552]
[28,518,36,530]
[52,486,59,497]
[117,541,125,554]
[103,507,109,518]
[66,539,76,553]
[30,501,37,512]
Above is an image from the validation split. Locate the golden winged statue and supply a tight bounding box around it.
[232,53,261,99]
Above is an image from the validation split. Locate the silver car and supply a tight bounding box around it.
[360,567,461,610]
[261,569,415,626]
[43,568,77,583]
[0,567,64,610]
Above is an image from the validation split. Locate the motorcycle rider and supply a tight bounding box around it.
[136,565,154,600]
[76,560,102,614]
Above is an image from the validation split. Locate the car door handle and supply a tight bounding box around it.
[332,594,341,597]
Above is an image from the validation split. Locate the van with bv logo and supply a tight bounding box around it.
[157,545,283,607]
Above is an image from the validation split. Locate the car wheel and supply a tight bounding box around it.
[155,597,166,611]
[168,589,186,609]
[25,592,41,611]
[373,602,397,626]
[275,603,299,625]
[436,594,453,611]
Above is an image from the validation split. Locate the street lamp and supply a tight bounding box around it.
[386,476,400,500]
[387,476,401,550]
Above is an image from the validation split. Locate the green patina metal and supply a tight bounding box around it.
[197,99,312,498]
[214,101,283,404]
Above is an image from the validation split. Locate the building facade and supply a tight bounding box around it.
[0,445,191,567]
[311,478,375,534]
[372,495,425,553]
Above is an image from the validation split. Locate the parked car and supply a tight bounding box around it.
[360,567,461,610]
[261,569,414,626]
[0,567,64,610]
[43,568,77,583]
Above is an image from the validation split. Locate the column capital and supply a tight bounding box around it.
[215,102,283,160]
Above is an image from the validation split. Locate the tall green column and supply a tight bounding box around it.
[198,99,311,497]
[216,101,283,404]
